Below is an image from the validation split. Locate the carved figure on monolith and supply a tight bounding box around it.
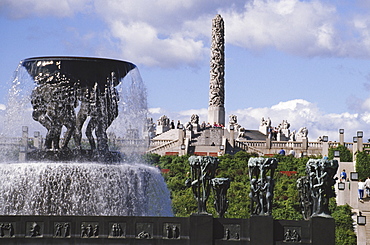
[186,156,219,214]
[248,157,278,216]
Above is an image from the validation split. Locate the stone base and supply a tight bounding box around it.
[26,149,123,163]
[208,106,225,126]
[0,215,335,244]
[259,125,268,135]
[156,125,170,135]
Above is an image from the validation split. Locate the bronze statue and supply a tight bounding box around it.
[248,157,278,216]
[22,57,136,159]
[305,159,338,217]
[186,156,219,214]
[211,177,230,218]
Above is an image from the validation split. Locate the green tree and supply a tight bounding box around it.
[142,153,161,165]
[328,145,352,162]
[355,151,370,180]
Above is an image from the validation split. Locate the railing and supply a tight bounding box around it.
[0,137,22,145]
[149,139,175,147]
[272,141,303,148]
[115,139,147,146]
[234,141,264,156]
[308,142,323,148]
[147,139,179,154]
[237,140,266,148]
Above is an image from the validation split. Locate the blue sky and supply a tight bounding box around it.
[1,0,370,142]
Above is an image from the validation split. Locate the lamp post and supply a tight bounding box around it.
[334,150,340,158]
[322,136,328,142]
[322,136,329,157]
[357,131,364,152]
[358,212,366,226]
[353,137,357,143]
[34,131,40,149]
[338,182,345,190]
[350,172,359,181]
[357,131,364,138]
[357,211,367,245]
[229,124,235,148]
[339,129,344,145]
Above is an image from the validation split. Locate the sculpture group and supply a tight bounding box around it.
[31,71,119,153]
[248,157,277,216]
[21,57,136,157]
[186,156,338,220]
[298,159,338,218]
[186,156,230,217]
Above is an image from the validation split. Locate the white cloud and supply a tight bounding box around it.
[107,20,207,67]
[0,0,92,18]
[221,0,338,56]
[148,107,165,114]
[0,104,6,110]
[4,0,370,65]
[232,99,369,142]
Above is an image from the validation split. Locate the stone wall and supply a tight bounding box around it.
[0,215,334,244]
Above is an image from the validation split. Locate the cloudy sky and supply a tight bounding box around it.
[1,0,370,142]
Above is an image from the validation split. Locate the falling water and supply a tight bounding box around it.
[0,57,173,216]
[0,162,172,216]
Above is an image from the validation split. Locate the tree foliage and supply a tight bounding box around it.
[330,201,357,245]
[355,151,370,180]
[328,145,353,162]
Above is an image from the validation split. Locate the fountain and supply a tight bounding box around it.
[0,56,173,217]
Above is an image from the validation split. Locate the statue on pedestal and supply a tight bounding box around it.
[298,159,338,218]
[248,157,278,216]
[296,127,308,141]
[191,114,199,125]
[186,156,219,214]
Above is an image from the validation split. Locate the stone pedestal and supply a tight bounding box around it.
[339,132,344,145]
[186,130,193,139]
[229,128,235,148]
[336,182,350,206]
[250,216,273,245]
[156,125,169,135]
[189,214,213,245]
[178,129,185,146]
[259,125,268,135]
[322,141,329,157]
[192,123,200,133]
[310,217,335,245]
[281,128,290,138]
[277,132,282,141]
[266,138,271,149]
[302,137,308,150]
[350,181,359,209]
[208,106,225,126]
